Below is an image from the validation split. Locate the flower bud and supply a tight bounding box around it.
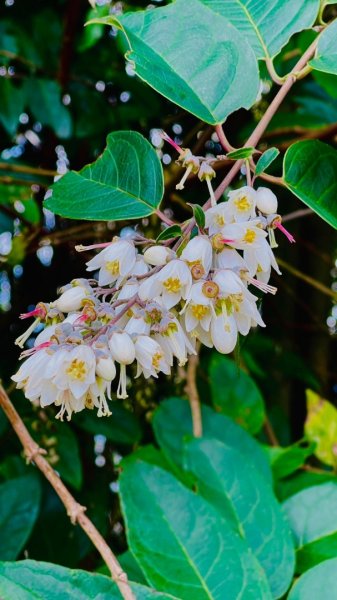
[109,332,135,365]
[256,187,278,215]
[54,287,88,313]
[143,246,173,266]
[96,356,116,381]
[198,161,216,181]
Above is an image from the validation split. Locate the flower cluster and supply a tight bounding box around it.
[12,183,294,421]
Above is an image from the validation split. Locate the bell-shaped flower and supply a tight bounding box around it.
[139,259,192,309]
[53,285,89,313]
[210,312,238,354]
[221,219,267,250]
[182,281,214,333]
[86,239,137,287]
[244,237,281,277]
[256,187,278,215]
[135,335,170,379]
[181,236,213,278]
[143,246,175,266]
[155,317,195,366]
[227,186,257,222]
[109,331,135,399]
[53,345,96,400]
[205,203,232,235]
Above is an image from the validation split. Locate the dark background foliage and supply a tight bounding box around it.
[0,0,336,574]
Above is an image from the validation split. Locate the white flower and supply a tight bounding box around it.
[53,345,96,400]
[181,236,213,278]
[256,187,278,215]
[125,313,151,336]
[139,259,192,309]
[96,356,116,381]
[130,255,150,277]
[12,348,50,399]
[221,219,267,250]
[86,239,137,286]
[227,186,257,222]
[155,317,195,366]
[244,238,281,277]
[53,286,89,313]
[213,270,244,296]
[135,335,170,378]
[143,246,174,266]
[210,313,237,354]
[109,332,135,399]
[214,247,247,271]
[183,281,214,333]
[205,203,232,235]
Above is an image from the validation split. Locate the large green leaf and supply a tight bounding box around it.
[120,459,272,599]
[283,140,337,229]
[45,131,164,221]
[201,0,320,59]
[152,397,272,483]
[0,476,41,560]
[0,560,179,599]
[209,355,265,433]
[283,482,337,572]
[185,438,295,598]
[288,558,337,600]
[102,0,260,125]
[310,18,337,75]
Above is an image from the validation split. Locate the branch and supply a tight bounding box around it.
[277,258,337,301]
[0,385,135,600]
[185,353,202,437]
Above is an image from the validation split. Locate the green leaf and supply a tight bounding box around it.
[304,389,337,467]
[75,403,142,445]
[25,79,72,139]
[152,397,272,483]
[284,482,337,572]
[120,459,272,599]
[156,225,182,242]
[310,19,337,75]
[0,559,179,599]
[275,471,337,502]
[255,148,280,176]
[185,438,295,597]
[283,140,337,229]
[45,131,164,221]
[267,441,316,480]
[288,558,337,599]
[201,0,320,59]
[0,476,41,560]
[187,204,206,230]
[118,551,147,586]
[0,79,25,136]
[227,147,255,159]
[209,355,265,433]
[107,0,260,125]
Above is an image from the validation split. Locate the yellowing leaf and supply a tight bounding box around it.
[304,390,337,468]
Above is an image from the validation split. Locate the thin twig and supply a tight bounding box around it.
[277,258,337,301]
[185,353,202,437]
[0,385,135,600]
[264,416,279,446]
[282,208,313,223]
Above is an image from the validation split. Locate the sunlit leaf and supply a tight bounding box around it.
[304,389,337,467]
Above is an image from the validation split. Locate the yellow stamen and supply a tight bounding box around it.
[191,304,209,320]
[243,229,256,244]
[234,195,251,212]
[66,359,88,381]
[152,352,163,370]
[163,277,181,293]
[105,260,120,275]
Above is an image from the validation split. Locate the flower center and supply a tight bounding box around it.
[215,214,225,226]
[234,195,251,212]
[243,229,256,244]
[105,260,120,275]
[66,358,88,381]
[152,351,163,369]
[191,304,209,320]
[163,277,181,294]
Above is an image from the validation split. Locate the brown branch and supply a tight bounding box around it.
[0,162,57,178]
[264,416,279,446]
[185,353,202,437]
[282,208,313,223]
[0,385,135,600]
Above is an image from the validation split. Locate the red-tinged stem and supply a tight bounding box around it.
[155,209,175,226]
[215,125,235,152]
